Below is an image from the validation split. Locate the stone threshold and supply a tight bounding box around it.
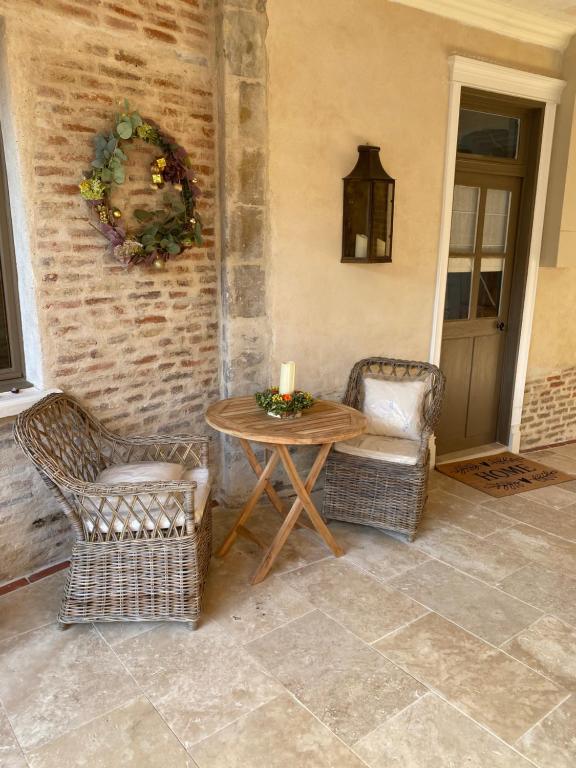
[524,437,576,452]
[0,560,69,597]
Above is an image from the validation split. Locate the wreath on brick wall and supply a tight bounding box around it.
[79,101,202,269]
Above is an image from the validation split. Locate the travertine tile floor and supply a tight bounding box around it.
[2,446,576,766]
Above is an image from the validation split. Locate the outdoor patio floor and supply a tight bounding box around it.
[2,446,576,767]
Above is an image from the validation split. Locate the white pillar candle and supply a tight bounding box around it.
[279,361,296,395]
[355,233,368,258]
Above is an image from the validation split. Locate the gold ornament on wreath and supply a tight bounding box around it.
[78,100,203,268]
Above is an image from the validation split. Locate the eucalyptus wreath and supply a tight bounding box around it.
[79,100,202,268]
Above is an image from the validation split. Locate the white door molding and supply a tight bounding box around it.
[429,55,565,457]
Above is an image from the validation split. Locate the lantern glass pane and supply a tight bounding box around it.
[343,180,371,259]
[370,182,393,259]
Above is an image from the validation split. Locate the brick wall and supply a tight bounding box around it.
[0,419,72,583]
[0,0,220,583]
[521,367,576,449]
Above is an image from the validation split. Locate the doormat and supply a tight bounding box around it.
[435,451,573,498]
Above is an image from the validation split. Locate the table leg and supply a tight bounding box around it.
[251,442,342,584]
[239,439,313,531]
[216,448,280,557]
[277,443,343,556]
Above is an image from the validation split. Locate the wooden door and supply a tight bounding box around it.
[437,171,522,453]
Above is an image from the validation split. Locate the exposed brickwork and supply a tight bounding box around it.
[521,367,576,449]
[24,7,218,434]
[0,560,69,596]
[0,419,72,584]
[0,0,220,582]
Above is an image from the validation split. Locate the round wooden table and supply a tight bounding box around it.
[206,396,366,583]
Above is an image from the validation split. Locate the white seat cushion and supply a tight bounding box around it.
[182,467,211,522]
[334,434,420,465]
[362,376,427,440]
[88,462,211,532]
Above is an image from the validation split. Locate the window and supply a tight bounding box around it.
[0,129,26,392]
[457,109,520,159]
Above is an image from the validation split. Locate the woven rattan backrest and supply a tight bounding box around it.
[343,357,446,435]
[13,393,111,484]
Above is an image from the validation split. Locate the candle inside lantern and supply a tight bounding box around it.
[279,361,296,395]
[355,233,368,258]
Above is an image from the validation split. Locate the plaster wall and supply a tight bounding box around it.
[266,0,562,404]
[529,34,576,380]
[528,269,576,377]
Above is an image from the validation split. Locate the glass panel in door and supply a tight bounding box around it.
[444,257,474,321]
[482,189,511,253]
[477,257,505,318]
[449,185,480,253]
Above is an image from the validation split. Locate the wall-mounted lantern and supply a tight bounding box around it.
[342,145,395,263]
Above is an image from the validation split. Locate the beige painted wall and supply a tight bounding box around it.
[266,0,561,398]
[528,268,576,376]
[530,35,576,377]
[541,38,576,271]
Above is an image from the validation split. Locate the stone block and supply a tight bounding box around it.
[226,204,265,260]
[224,9,266,79]
[225,0,267,13]
[239,81,267,145]
[237,148,266,205]
[227,264,266,319]
[223,349,266,390]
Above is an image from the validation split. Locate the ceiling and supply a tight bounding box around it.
[512,0,576,18]
[389,0,576,49]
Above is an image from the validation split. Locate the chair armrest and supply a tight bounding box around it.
[110,433,209,447]
[68,479,201,538]
[415,432,432,467]
[78,479,198,496]
[103,432,210,467]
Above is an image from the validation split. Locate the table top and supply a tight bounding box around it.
[205,396,366,445]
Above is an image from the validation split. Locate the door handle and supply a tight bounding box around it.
[496,321,505,331]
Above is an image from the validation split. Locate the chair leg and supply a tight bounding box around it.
[187,620,199,631]
[56,621,70,631]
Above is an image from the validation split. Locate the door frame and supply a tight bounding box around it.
[429,56,565,458]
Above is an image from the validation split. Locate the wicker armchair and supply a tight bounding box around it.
[14,393,212,629]
[322,357,445,540]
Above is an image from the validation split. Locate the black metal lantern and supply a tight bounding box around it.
[342,145,395,263]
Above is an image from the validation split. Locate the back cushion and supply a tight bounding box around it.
[362,376,427,439]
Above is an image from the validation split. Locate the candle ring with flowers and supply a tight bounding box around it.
[78,100,202,269]
[255,388,315,419]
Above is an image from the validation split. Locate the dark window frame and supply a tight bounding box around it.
[0,126,27,392]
